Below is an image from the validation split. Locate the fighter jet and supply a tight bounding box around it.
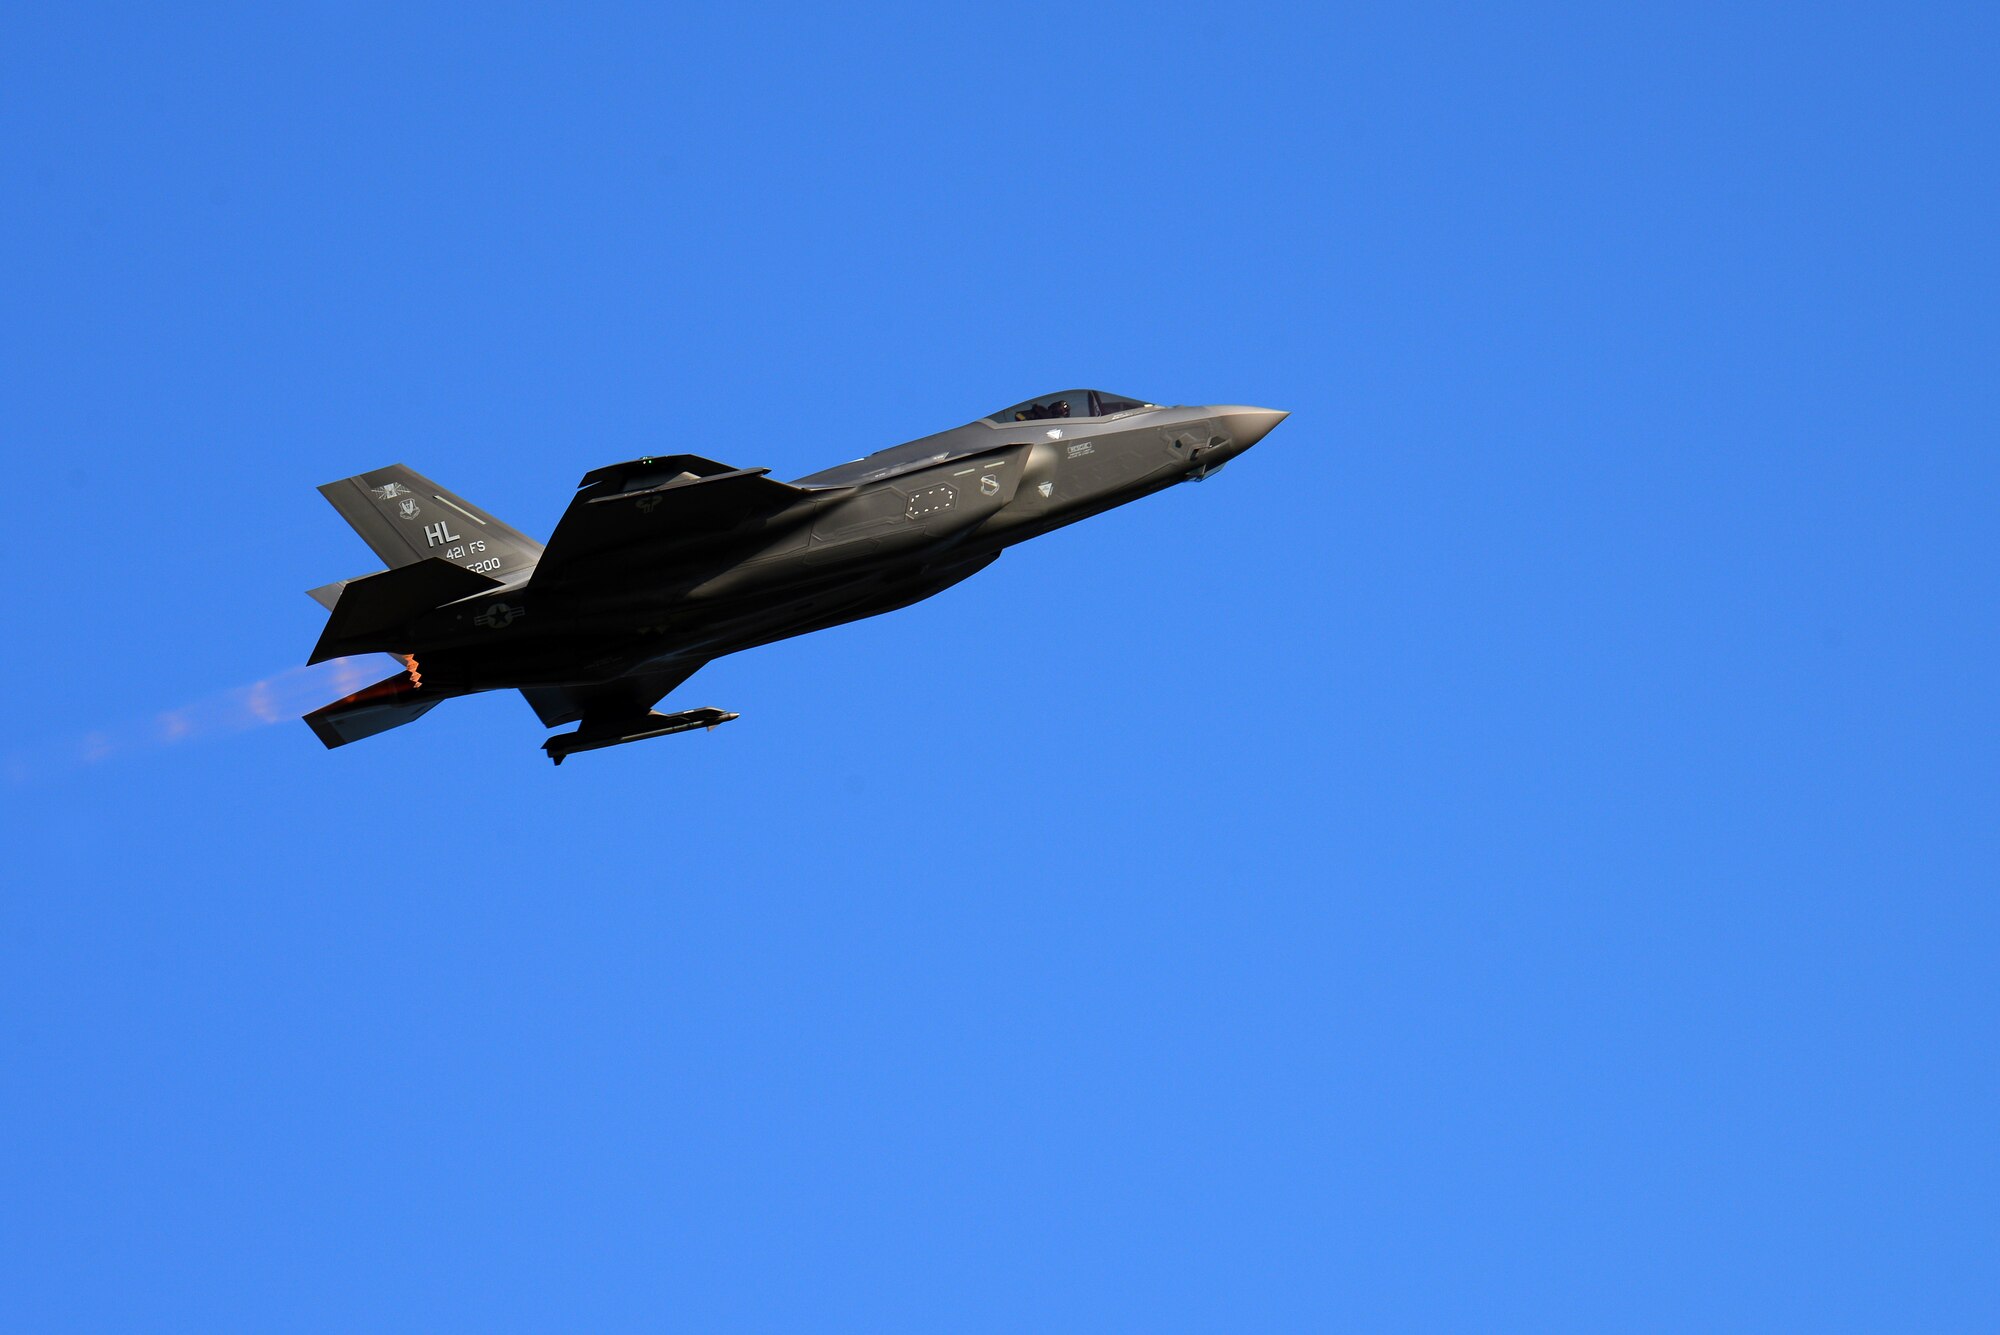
[304,390,1287,763]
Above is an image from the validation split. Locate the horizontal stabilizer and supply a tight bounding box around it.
[306,579,351,611]
[303,671,445,749]
[308,557,500,663]
[535,455,816,581]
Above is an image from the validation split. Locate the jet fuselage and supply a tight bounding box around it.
[303,392,1286,757]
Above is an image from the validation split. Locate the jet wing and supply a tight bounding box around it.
[519,659,708,728]
[534,454,824,582]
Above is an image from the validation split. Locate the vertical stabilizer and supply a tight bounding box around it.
[318,464,542,582]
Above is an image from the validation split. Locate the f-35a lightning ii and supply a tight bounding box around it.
[305,390,1286,763]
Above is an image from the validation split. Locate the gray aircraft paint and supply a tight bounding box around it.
[303,392,1287,762]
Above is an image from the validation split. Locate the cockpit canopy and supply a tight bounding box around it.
[988,389,1161,423]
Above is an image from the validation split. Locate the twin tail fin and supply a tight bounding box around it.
[304,463,540,745]
[316,463,542,578]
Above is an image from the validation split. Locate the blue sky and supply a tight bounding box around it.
[2,3,1995,1329]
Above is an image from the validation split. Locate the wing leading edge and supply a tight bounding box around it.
[533,454,828,583]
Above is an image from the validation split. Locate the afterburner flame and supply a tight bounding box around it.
[2,654,406,785]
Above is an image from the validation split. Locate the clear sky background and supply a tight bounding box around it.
[2,3,1995,1329]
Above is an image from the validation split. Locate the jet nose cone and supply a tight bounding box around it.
[1218,407,1289,450]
